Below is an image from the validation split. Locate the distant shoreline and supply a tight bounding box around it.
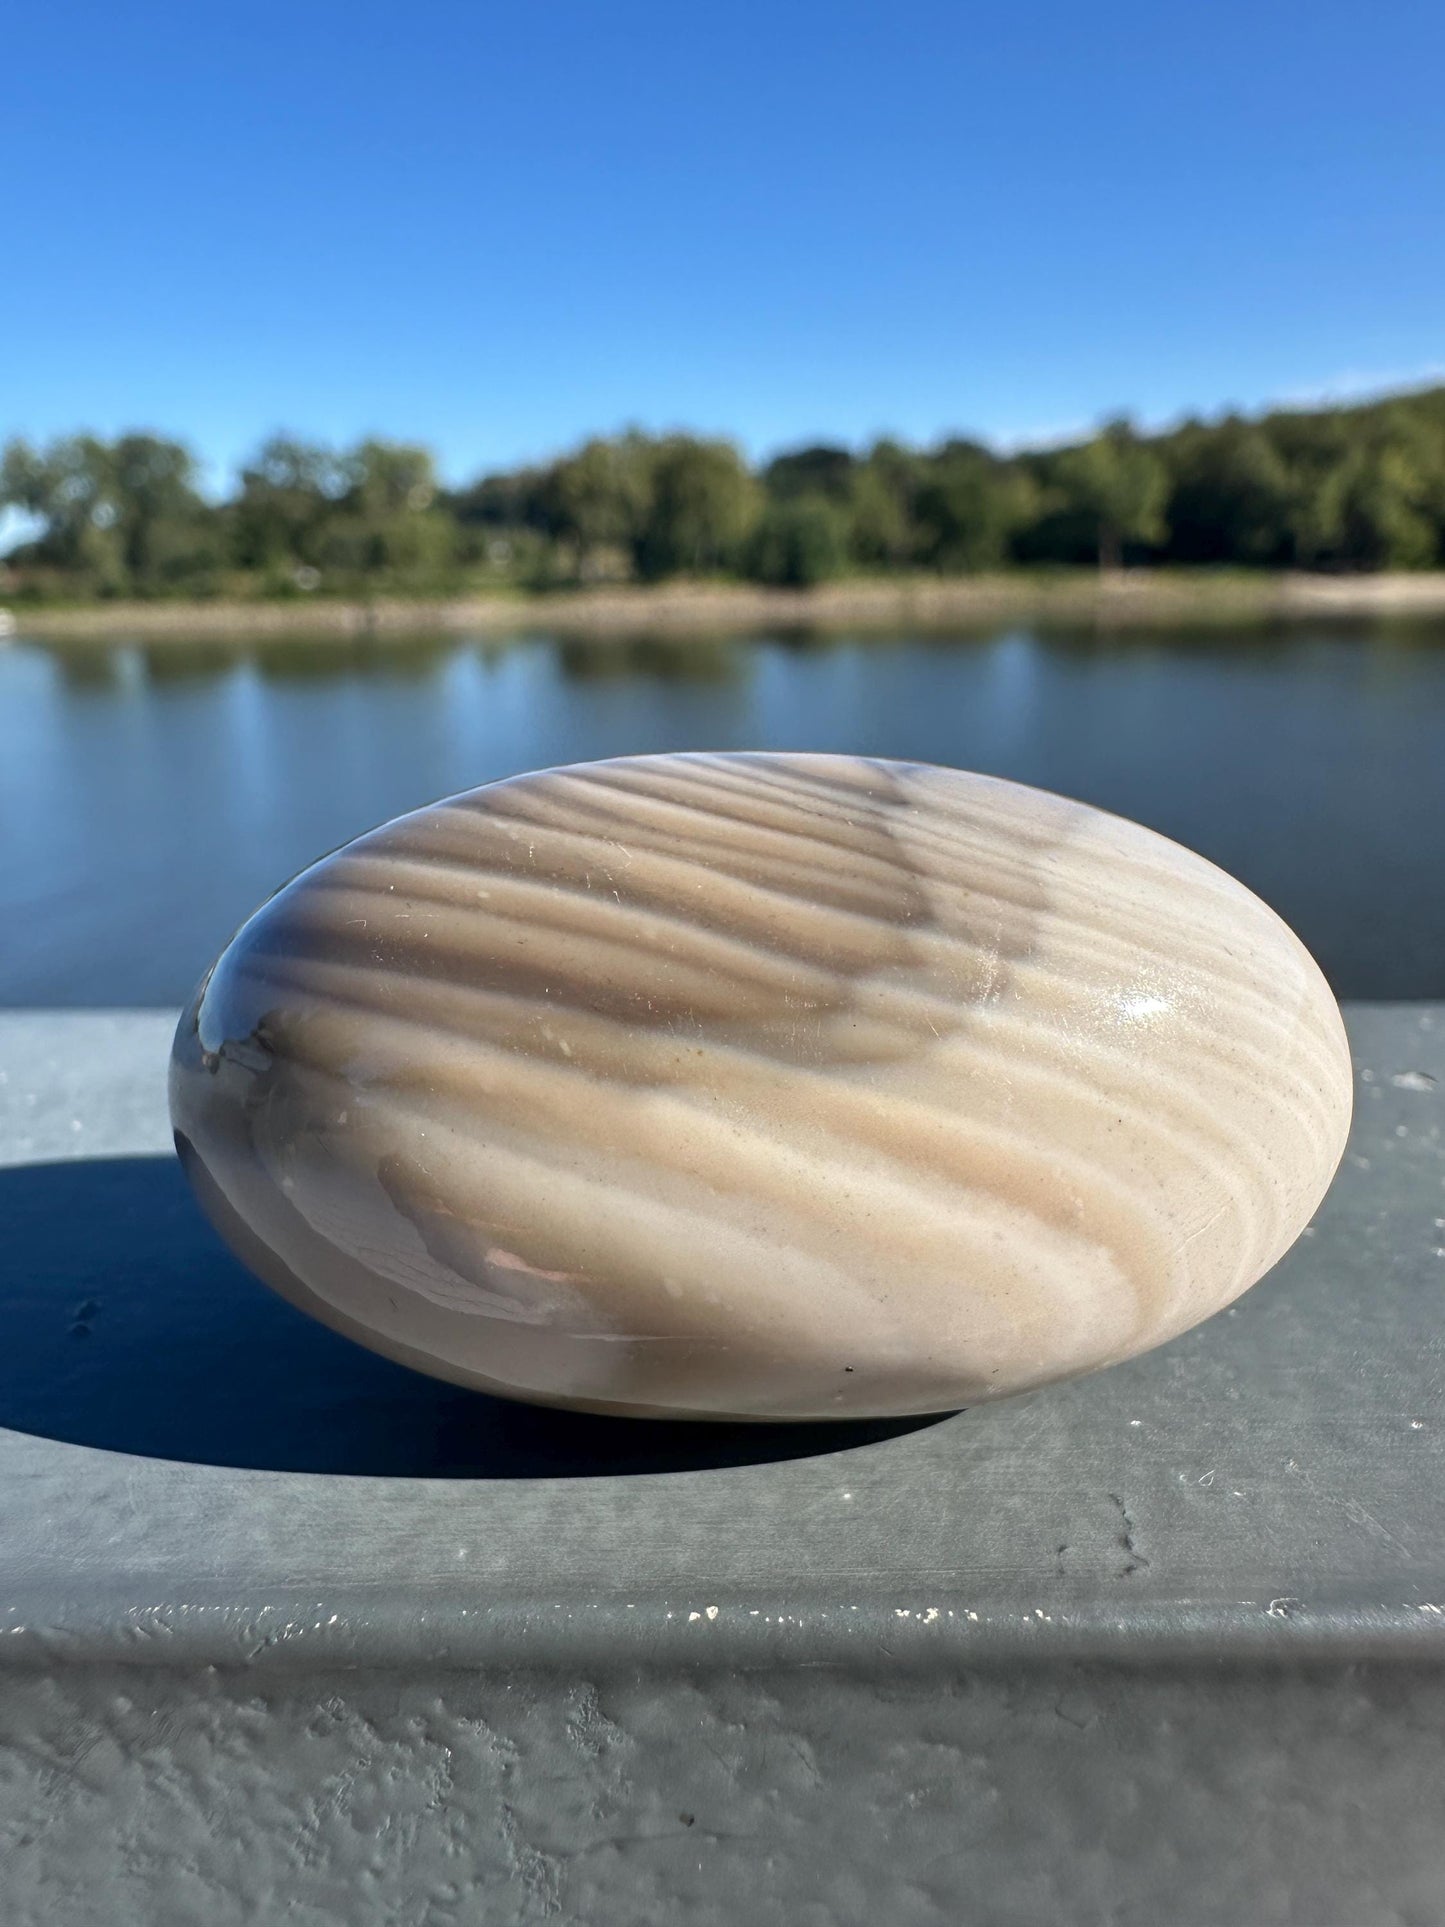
[11,569,1445,644]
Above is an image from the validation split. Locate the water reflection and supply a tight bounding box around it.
[251,632,457,683]
[4,618,1444,1003]
[555,633,742,684]
[137,639,255,684]
[50,643,133,691]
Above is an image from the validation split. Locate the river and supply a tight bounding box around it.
[2,620,1442,1003]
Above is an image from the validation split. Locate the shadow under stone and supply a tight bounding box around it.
[0,1157,947,1477]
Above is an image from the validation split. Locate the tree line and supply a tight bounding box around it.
[5,386,1445,602]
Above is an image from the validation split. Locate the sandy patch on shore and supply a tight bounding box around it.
[12,570,1445,644]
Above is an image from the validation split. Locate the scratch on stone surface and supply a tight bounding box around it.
[1178,1201,1228,1256]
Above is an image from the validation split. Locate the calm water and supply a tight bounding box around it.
[2,622,1443,1005]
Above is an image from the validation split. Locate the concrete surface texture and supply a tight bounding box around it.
[0,1005,1442,1925]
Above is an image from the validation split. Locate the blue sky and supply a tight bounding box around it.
[3,0,1442,488]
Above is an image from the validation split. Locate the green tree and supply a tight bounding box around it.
[1,432,208,593]
[1053,420,1167,569]
[1163,417,1294,564]
[340,439,438,518]
[10,384,1445,604]
[635,436,757,579]
[446,464,551,531]
[107,434,206,585]
[1,435,121,584]
[846,440,919,568]
[539,434,655,577]
[745,495,848,586]
[1313,443,1440,569]
[232,436,344,573]
[763,444,856,505]
[325,441,453,583]
[912,440,1035,571]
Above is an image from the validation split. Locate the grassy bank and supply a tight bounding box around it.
[11,569,1445,645]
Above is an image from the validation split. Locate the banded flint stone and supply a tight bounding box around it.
[170,753,1352,1420]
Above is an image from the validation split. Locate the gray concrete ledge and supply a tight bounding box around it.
[1,1005,1442,1676]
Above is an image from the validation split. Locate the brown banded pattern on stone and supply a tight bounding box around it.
[170,753,1353,1420]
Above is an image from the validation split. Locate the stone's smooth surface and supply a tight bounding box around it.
[169,753,1353,1420]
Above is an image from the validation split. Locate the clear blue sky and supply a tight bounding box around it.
[3,0,1442,488]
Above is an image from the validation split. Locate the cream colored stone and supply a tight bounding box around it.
[170,753,1352,1419]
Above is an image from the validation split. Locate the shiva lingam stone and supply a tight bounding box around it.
[171,753,1352,1420]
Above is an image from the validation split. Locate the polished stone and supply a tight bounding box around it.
[170,753,1352,1419]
